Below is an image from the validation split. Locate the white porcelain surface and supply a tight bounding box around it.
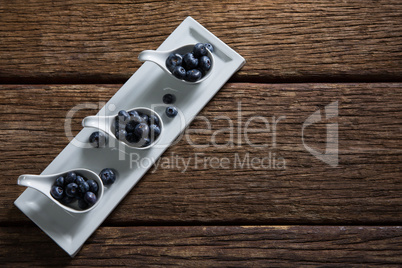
[14,16,245,257]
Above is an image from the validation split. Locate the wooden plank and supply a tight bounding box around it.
[1,83,401,224]
[1,0,401,83]
[1,225,401,266]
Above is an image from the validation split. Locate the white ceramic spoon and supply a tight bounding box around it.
[138,44,214,84]
[82,107,163,150]
[17,168,104,214]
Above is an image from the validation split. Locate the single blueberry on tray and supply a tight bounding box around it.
[50,185,64,200]
[166,106,178,118]
[89,131,107,148]
[163,93,176,104]
[100,168,116,185]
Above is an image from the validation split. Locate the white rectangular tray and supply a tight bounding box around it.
[14,16,245,257]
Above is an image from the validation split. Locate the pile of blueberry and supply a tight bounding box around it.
[50,171,100,210]
[114,109,161,147]
[166,43,214,82]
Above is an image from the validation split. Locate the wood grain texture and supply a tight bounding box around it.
[1,0,402,83]
[1,226,401,266]
[1,83,401,224]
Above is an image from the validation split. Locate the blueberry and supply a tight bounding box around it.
[99,168,116,185]
[183,53,198,69]
[162,94,176,104]
[166,106,178,118]
[118,110,130,122]
[199,56,211,73]
[149,124,161,139]
[148,114,160,126]
[84,192,97,206]
[204,43,214,53]
[79,181,90,195]
[126,132,140,143]
[55,176,65,187]
[185,69,202,82]
[75,175,85,186]
[78,198,89,210]
[116,129,127,141]
[139,113,149,124]
[142,137,151,147]
[125,120,139,133]
[50,185,64,200]
[134,123,149,139]
[87,180,99,194]
[65,172,76,184]
[193,43,207,58]
[128,110,139,118]
[166,53,183,72]
[89,131,107,148]
[65,183,78,197]
[172,66,186,80]
[60,195,75,205]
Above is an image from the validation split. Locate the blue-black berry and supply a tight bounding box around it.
[89,131,107,148]
[163,94,176,104]
[50,185,64,200]
[193,43,207,58]
[199,56,211,73]
[185,69,202,82]
[100,168,116,185]
[65,183,78,198]
[84,192,97,206]
[65,172,76,184]
[166,53,183,72]
[204,43,214,53]
[166,106,178,118]
[172,66,186,80]
[183,53,198,69]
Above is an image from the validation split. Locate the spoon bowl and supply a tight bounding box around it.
[82,107,163,150]
[17,168,104,214]
[138,44,214,84]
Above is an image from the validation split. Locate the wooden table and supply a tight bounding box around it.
[1,1,401,266]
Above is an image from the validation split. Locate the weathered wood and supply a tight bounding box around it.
[1,225,401,266]
[1,83,401,224]
[1,0,402,83]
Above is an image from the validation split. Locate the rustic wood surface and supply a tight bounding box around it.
[1,0,402,83]
[1,226,402,266]
[1,0,401,265]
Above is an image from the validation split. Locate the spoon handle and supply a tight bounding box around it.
[138,50,167,67]
[82,116,111,134]
[17,174,49,197]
